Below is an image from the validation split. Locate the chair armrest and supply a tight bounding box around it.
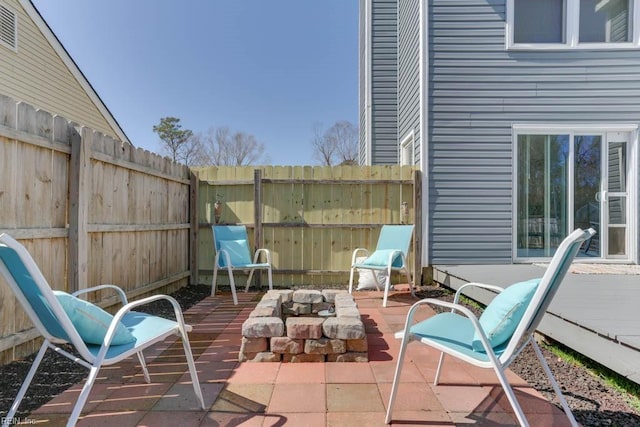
[387,249,406,268]
[96,294,190,356]
[254,248,271,264]
[215,249,232,267]
[72,284,129,305]
[454,282,504,304]
[351,248,369,265]
[395,298,496,355]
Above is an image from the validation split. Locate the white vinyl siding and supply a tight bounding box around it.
[0,0,116,138]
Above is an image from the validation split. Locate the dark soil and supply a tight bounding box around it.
[1,284,639,426]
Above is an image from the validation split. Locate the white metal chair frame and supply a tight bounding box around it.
[348,225,415,307]
[385,228,595,426]
[0,233,205,427]
[211,225,273,305]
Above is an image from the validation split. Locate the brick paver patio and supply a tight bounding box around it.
[26,289,572,426]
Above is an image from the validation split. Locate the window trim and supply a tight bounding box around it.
[400,131,415,166]
[506,0,640,50]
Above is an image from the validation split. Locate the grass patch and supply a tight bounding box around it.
[544,340,640,411]
[458,294,485,312]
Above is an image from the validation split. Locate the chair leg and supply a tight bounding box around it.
[245,269,255,293]
[179,330,206,410]
[3,341,49,426]
[385,331,411,424]
[348,266,356,294]
[68,365,101,427]
[227,266,238,305]
[267,267,273,291]
[382,269,392,307]
[491,362,530,427]
[404,268,415,298]
[531,340,579,427]
[211,265,219,297]
[434,352,446,385]
[137,351,150,383]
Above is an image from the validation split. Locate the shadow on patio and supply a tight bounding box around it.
[26,290,572,426]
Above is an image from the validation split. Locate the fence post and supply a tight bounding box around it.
[254,168,263,288]
[413,169,422,286]
[68,126,91,292]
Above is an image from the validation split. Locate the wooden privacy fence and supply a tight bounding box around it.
[0,97,193,363]
[194,165,422,288]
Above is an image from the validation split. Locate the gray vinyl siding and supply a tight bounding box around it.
[428,0,640,264]
[370,0,398,164]
[398,0,421,164]
[359,0,367,165]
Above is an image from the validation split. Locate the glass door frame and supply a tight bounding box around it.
[512,124,638,263]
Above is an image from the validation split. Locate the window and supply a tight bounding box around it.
[507,0,640,49]
[514,0,565,43]
[400,132,414,166]
[580,0,631,42]
[0,3,16,51]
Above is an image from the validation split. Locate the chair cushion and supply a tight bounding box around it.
[54,291,136,345]
[362,249,402,268]
[472,278,540,351]
[219,239,251,266]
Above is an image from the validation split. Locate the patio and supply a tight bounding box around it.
[25,290,571,426]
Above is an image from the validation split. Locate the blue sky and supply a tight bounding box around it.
[31,1,359,165]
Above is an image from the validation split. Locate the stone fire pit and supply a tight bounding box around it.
[240,289,368,362]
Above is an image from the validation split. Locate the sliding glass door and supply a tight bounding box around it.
[515,129,633,261]
[517,134,569,257]
[574,135,602,256]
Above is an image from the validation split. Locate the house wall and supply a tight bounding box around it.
[398,0,421,164]
[0,0,118,140]
[428,0,640,264]
[360,0,399,165]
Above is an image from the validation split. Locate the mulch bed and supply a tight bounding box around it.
[1,284,639,426]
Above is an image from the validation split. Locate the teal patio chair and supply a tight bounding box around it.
[385,228,596,427]
[348,224,415,307]
[0,233,205,427]
[212,225,273,305]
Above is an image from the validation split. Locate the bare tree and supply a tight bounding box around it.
[184,133,211,166]
[312,123,337,166]
[198,127,267,166]
[311,120,358,166]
